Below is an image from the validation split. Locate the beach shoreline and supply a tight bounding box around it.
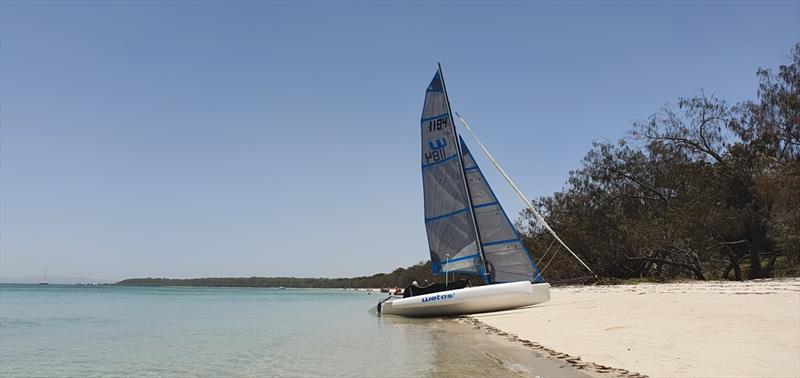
[432,317,598,378]
[456,278,800,378]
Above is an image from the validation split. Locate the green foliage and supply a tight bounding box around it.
[519,44,800,282]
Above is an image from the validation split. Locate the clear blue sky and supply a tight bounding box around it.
[1,1,797,281]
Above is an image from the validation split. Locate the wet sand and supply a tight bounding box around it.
[431,318,596,378]
[466,279,800,378]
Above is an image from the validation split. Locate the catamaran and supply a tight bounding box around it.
[377,65,592,317]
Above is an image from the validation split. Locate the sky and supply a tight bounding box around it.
[1,1,798,282]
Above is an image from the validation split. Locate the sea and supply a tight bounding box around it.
[0,284,538,377]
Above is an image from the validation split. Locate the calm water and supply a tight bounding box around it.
[0,284,519,377]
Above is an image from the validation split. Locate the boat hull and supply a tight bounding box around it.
[378,281,550,317]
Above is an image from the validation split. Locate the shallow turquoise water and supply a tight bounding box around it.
[0,284,507,377]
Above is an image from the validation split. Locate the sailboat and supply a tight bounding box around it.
[377,65,591,317]
[39,269,48,285]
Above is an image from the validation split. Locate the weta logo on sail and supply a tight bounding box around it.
[421,293,455,303]
[424,138,448,164]
[428,138,447,151]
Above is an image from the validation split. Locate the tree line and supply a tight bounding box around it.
[116,261,464,288]
[518,44,799,282]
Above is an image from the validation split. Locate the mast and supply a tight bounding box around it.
[437,63,490,281]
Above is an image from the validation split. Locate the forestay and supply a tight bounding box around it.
[459,138,543,283]
[420,68,484,276]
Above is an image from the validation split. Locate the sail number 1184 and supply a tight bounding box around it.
[428,117,448,132]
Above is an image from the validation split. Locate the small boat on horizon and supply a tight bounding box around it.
[376,65,593,317]
[39,269,48,285]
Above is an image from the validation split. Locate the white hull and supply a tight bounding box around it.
[378,281,550,317]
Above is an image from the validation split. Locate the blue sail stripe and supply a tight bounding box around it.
[420,113,449,122]
[433,269,484,277]
[473,201,499,209]
[463,166,478,172]
[424,207,469,223]
[441,253,481,264]
[421,154,457,168]
[481,238,521,247]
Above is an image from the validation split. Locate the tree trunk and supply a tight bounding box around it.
[724,250,744,281]
[731,260,744,281]
[765,253,778,277]
[723,262,744,281]
[747,221,767,279]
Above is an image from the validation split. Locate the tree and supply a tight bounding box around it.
[518,44,800,281]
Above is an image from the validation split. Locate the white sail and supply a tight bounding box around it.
[420,67,484,276]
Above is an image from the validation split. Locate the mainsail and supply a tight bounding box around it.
[420,67,484,277]
[421,66,543,283]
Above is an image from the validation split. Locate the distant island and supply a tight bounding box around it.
[116,261,471,289]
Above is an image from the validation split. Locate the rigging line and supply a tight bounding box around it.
[537,238,558,265]
[534,245,561,282]
[455,112,594,274]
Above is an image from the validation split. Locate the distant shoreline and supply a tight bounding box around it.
[0,282,383,291]
[115,277,402,289]
[113,276,797,289]
[113,261,453,289]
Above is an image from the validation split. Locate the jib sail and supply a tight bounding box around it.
[459,137,543,283]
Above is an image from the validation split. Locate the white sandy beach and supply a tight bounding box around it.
[469,279,800,378]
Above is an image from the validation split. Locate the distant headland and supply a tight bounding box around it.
[116,261,456,289]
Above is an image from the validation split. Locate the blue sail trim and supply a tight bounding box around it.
[441,253,481,264]
[421,154,458,168]
[431,256,488,281]
[433,269,486,278]
[424,207,469,223]
[459,137,544,283]
[473,201,499,209]
[464,166,479,172]
[420,113,449,122]
[427,71,443,92]
[481,238,520,247]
